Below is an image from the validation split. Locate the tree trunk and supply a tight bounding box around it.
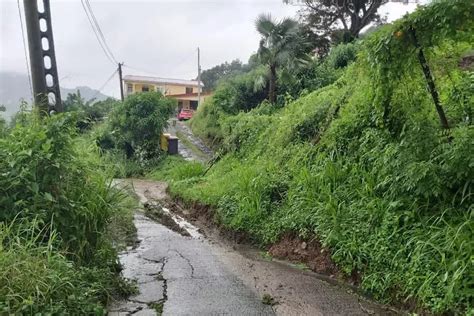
[410,27,450,130]
[269,64,277,104]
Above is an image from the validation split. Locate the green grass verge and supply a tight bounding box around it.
[148,155,204,182]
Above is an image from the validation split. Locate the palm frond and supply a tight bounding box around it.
[279,18,299,36]
[255,13,275,37]
[253,73,268,93]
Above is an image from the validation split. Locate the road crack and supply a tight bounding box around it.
[171,249,195,278]
[143,256,165,264]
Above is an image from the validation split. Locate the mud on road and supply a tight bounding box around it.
[165,119,213,163]
[109,179,397,316]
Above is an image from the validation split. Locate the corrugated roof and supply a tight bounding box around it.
[123,75,203,87]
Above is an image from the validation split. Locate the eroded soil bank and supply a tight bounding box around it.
[109,179,397,316]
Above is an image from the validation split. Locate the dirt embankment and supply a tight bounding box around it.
[166,196,359,286]
[268,235,340,276]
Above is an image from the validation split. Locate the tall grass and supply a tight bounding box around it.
[154,17,474,313]
[0,113,136,313]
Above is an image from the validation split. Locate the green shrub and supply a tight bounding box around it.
[0,114,111,260]
[211,67,268,115]
[326,42,358,69]
[106,91,175,159]
[190,97,228,146]
[190,67,268,146]
[0,112,136,312]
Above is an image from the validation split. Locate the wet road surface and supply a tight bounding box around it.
[109,180,273,315]
[109,179,395,316]
[165,119,213,162]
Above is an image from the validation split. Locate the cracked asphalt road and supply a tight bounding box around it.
[109,180,273,316]
[109,179,395,316]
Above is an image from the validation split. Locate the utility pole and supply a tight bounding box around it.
[197,47,201,107]
[118,62,124,101]
[23,0,62,114]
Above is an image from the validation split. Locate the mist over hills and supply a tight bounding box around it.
[0,72,111,119]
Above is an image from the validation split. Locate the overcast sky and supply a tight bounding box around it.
[1,0,421,99]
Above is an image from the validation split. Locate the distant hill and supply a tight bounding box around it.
[0,72,111,119]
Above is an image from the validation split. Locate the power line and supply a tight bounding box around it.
[91,68,118,100]
[80,0,116,65]
[122,63,156,75]
[17,0,33,100]
[84,0,117,63]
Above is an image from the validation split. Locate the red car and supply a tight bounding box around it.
[177,109,193,121]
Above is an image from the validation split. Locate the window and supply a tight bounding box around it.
[142,85,149,92]
[156,85,165,94]
[190,100,198,110]
[127,84,133,93]
[185,87,193,94]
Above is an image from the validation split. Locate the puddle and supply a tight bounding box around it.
[161,206,202,239]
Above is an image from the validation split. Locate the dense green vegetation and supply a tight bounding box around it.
[155,1,474,313]
[63,91,118,132]
[191,42,353,145]
[96,91,176,176]
[0,112,136,313]
[1,0,471,313]
[200,59,247,93]
[0,89,175,312]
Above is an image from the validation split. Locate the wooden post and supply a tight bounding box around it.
[118,62,124,101]
[410,26,449,129]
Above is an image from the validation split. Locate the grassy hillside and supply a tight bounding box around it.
[151,1,474,313]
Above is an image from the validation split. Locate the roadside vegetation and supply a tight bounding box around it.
[0,111,137,313]
[2,0,471,313]
[153,0,474,313]
[95,91,176,177]
[0,87,177,312]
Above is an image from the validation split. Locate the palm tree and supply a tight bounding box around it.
[255,14,307,104]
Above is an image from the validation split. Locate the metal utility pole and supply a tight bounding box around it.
[23,0,62,114]
[118,62,124,101]
[197,47,201,107]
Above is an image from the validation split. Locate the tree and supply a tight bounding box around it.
[63,90,88,111]
[285,0,388,43]
[109,92,175,158]
[63,91,117,131]
[0,105,6,137]
[255,14,309,103]
[212,67,268,114]
[200,60,245,92]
